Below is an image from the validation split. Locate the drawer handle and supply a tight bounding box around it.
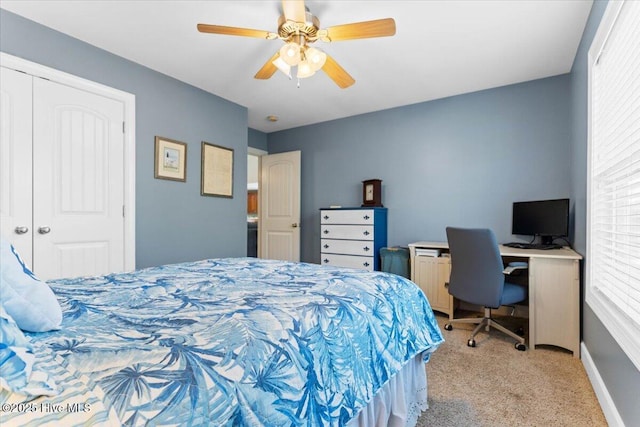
[363,246,370,252]
[324,244,329,249]
[363,215,370,220]
[323,230,329,234]
[323,215,329,220]
[363,262,370,267]
[363,230,370,236]
[323,258,329,264]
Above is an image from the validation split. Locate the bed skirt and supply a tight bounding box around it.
[348,352,428,427]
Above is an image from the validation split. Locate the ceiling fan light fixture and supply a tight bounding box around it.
[296,60,315,79]
[198,2,396,89]
[305,47,326,71]
[272,57,292,78]
[280,42,301,66]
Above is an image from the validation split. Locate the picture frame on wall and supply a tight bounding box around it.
[201,141,234,198]
[154,136,187,182]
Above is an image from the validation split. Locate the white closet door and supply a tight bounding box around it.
[33,78,125,279]
[0,67,33,266]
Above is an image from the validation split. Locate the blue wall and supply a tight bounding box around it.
[0,10,248,268]
[570,0,640,424]
[248,128,268,151]
[268,76,572,264]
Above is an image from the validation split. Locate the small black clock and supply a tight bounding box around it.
[362,179,383,207]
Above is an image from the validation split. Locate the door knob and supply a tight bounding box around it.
[38,226,51,234]
[15,226,29,235]
[292,223,299,228]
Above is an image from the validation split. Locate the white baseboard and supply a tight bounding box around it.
[581,342,625,427]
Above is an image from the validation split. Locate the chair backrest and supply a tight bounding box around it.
[446,227,505,308]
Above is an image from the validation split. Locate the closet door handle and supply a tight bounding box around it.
[15,226,29,235]
[38,226,51,234]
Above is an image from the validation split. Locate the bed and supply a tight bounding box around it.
[1,250,443,426]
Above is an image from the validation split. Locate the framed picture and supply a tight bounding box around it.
[154,136,187,182]
[201,142,234,198]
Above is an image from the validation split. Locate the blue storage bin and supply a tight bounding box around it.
[380,246,410,278]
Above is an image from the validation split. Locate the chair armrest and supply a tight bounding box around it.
[503,262,528,275]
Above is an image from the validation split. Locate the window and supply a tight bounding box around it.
[587,0,640,370]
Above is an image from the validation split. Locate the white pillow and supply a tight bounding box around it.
[0,238,62,332]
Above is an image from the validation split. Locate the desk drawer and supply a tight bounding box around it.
[321,225,374,240]
[321,239,374,256]
[320,209,375,225]
[321,254,374,271]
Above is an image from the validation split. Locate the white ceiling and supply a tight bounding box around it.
[1,1,593,133]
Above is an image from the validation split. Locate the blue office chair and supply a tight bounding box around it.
[444,227,527,351]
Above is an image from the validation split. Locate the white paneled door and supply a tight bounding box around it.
[0,67,33,266]
[0,66,126,280]
[33,78,125,279]
[259,151,301,262]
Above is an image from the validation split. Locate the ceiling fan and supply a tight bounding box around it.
[197,0,396,88]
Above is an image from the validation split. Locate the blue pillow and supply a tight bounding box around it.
[0,304,57,396]
[0,238,62,332]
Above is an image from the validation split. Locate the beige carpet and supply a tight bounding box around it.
[416,313,608,426]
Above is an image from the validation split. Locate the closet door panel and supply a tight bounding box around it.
[33,78,125,279]
[0,67,33,266]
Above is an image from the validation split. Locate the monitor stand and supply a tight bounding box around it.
[540,235,555,245]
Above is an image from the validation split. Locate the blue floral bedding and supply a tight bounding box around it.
[2,258,443,426]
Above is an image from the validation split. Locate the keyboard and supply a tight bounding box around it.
[503,242,563,250]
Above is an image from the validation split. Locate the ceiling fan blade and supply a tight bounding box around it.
[323,18,396,42]
[197,24,276,39]
[282,0,306,23]
[254,52,280,80]
[322,55,355,89]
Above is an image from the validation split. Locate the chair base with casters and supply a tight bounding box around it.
[444,307,527,351]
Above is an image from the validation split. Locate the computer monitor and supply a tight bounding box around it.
[512,198,569,245]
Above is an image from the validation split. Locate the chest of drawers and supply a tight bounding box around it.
[320,207,388,271]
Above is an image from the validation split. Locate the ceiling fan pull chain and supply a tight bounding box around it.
[297,78,301,88]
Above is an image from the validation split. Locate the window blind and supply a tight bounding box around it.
[588,0,640,369]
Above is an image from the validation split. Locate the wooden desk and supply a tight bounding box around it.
[409,241,582,357]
